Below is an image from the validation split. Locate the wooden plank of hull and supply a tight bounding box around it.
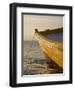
[34,31,63,69]
[40,42,63,69]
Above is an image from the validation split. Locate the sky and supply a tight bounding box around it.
[23,14,63,41]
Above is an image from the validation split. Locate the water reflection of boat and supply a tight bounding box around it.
[34,28,63,69]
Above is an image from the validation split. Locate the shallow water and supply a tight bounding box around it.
[23,40,63,75]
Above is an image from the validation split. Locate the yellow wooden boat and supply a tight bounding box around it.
[34,28,63,69]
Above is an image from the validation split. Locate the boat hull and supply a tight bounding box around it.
[34,28,63,69]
